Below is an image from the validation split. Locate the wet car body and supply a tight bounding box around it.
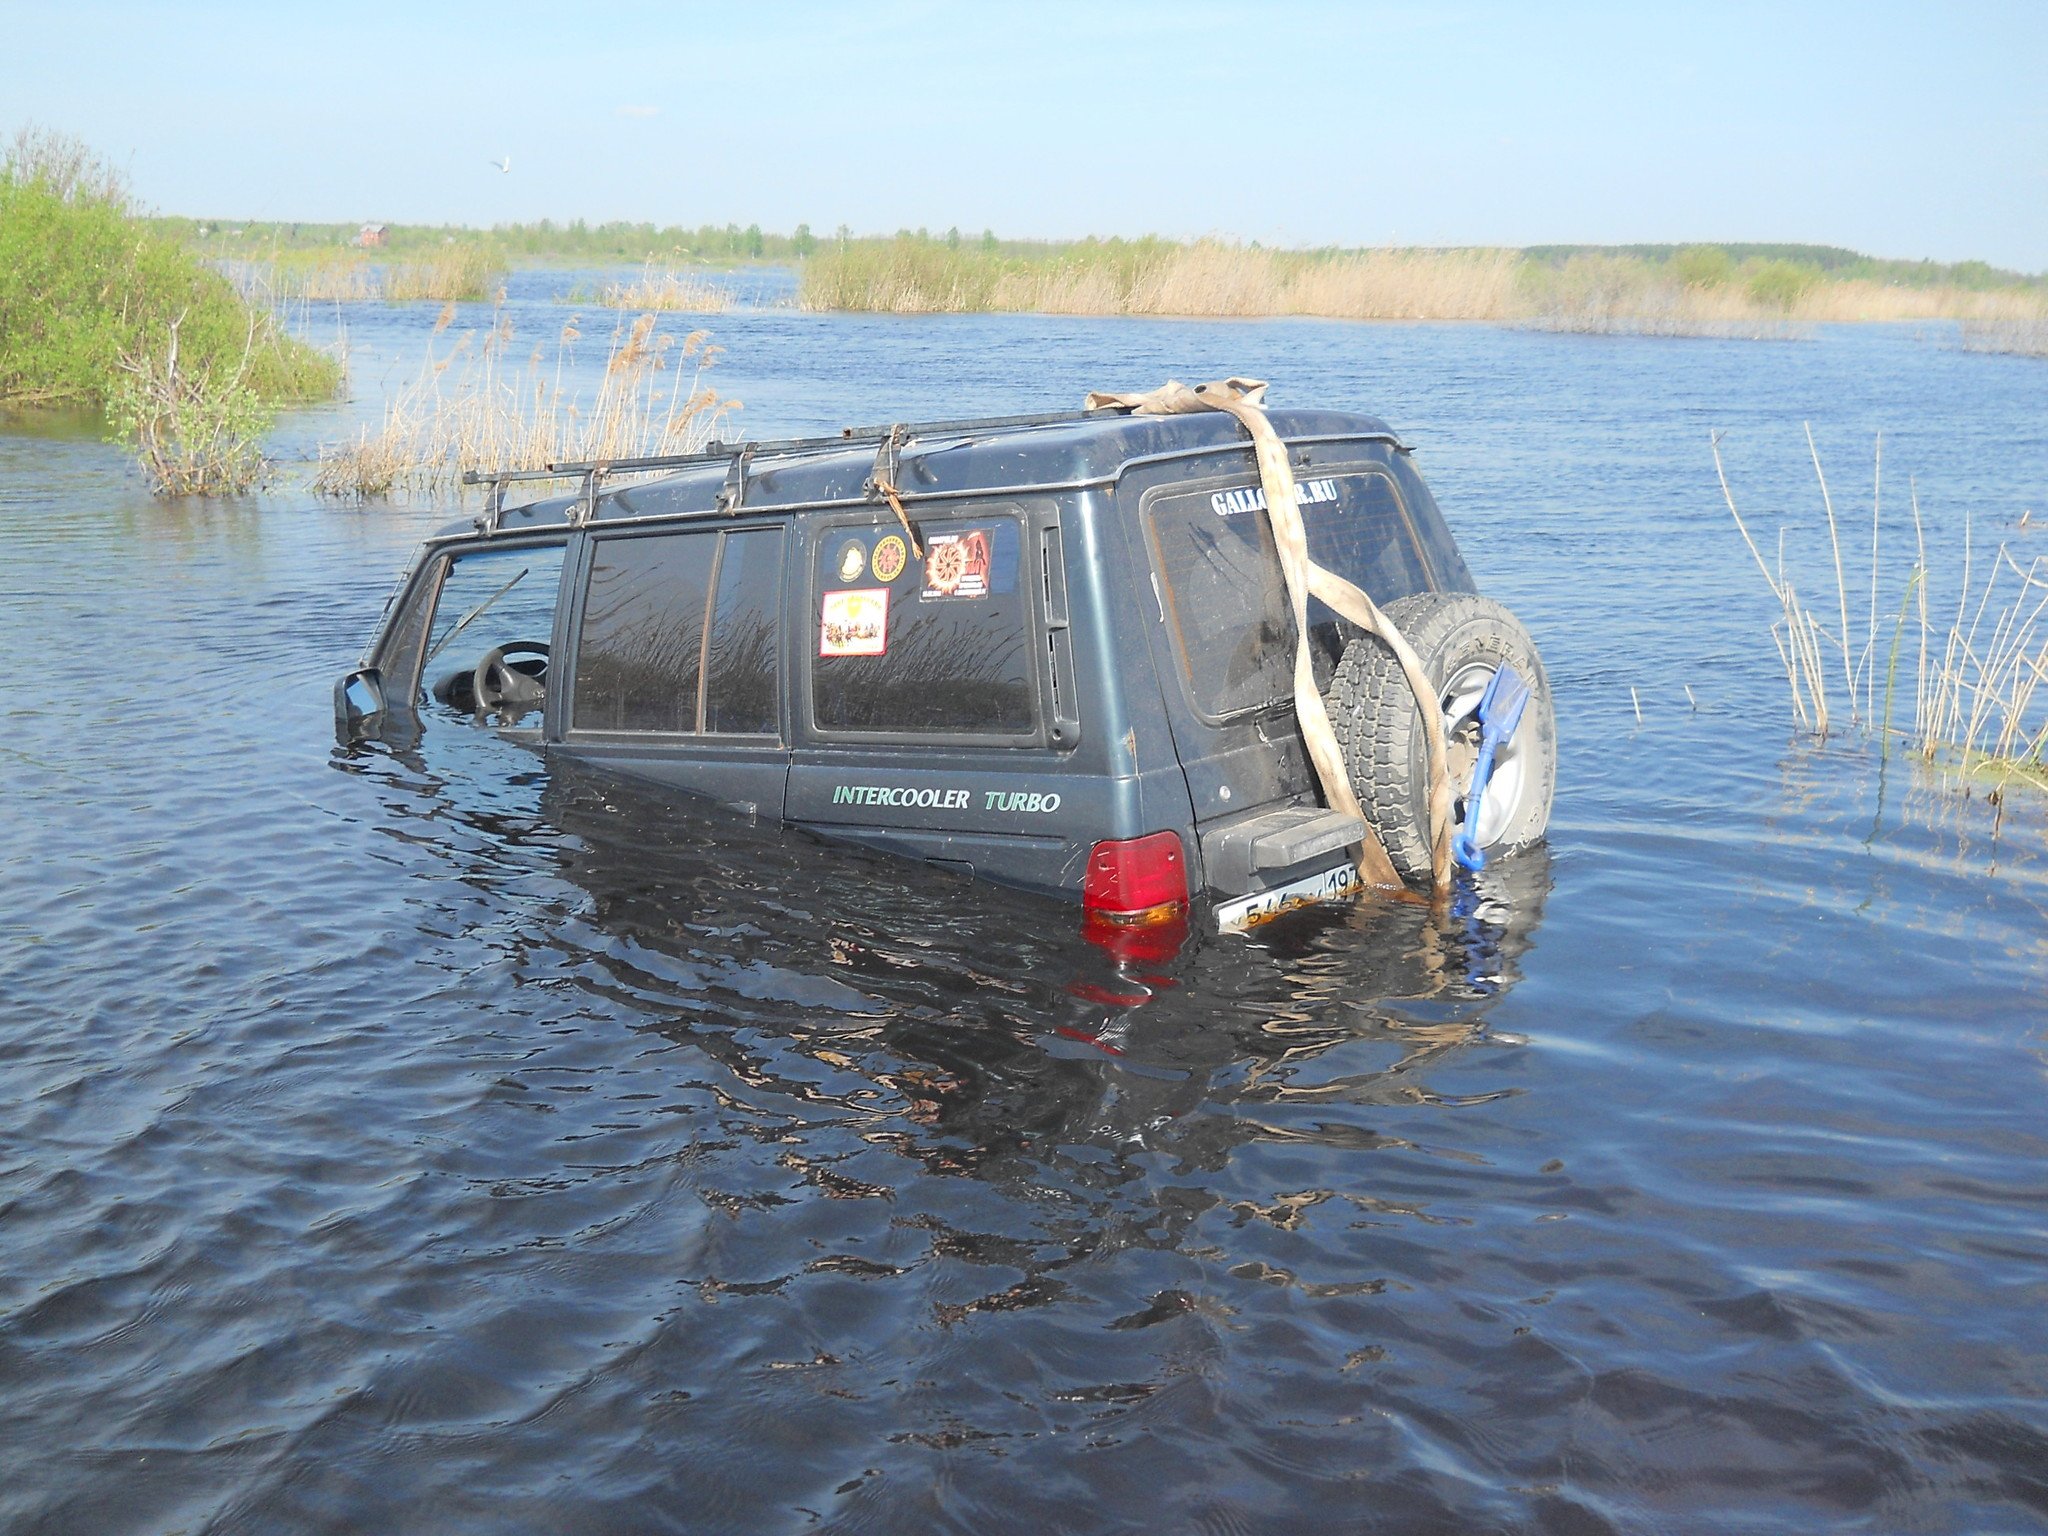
[338,406,1480,929]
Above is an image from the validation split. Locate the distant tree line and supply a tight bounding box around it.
[143,215,2045,295]
[147,217,828,263]
[1519,242,2037,292]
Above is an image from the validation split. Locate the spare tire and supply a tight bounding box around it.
[1327,591,1556,884]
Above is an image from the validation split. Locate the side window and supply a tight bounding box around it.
[574,532,717,732]
[572,527,784,737]
[416,542,567,718]
[810,512,1037,737]
[705,528,782,735]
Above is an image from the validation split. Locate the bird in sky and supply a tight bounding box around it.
[489,155,511,174]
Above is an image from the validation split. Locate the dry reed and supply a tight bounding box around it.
[222,244,504,305]
[599,260,731,312]
[384,244,503,303]
[222,253,377,304]
[1715,428,2048,787]
[802,239,2048,340]
[1045,244,1522,320]
[1268,247,1520,321]
[1960,312,2048,358]
[1796,282,2046,324]
[800,239,1524,321]
[313,310,739,500]
[1519,256,1812,339]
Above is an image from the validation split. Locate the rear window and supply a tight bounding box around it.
[573,527,783,736]
[1146,470,1439,720]
[810,511,1037,737]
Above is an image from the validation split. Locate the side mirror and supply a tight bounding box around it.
[334,666,386,744]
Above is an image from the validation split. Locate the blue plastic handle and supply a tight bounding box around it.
[1451,664,1531,872]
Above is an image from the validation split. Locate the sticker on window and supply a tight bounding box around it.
[835,539,867,584]
[820,587,888,656]
[922,530,991,599]
[1210,479,1340,518]
[871,535,908,584]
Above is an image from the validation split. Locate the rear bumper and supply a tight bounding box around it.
[1197,802,1363,895]
[1199,802,1368,932]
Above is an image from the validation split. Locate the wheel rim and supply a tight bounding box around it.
[1440,660,1529,848]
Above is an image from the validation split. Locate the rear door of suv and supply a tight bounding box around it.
[1121,441,1458,905]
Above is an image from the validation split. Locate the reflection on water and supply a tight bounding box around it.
[3,318,2047,1532]
[542,759,1546,1137]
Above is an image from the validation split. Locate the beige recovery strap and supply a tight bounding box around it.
[1084,378,1455,893]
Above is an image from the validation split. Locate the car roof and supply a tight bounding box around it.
[439,405,1404,540]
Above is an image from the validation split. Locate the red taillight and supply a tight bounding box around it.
[1083,831,1189,927]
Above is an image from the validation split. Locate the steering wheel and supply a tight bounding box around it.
[473,639,550,716]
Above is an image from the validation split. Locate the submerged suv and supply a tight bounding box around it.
[337,404,1554,932]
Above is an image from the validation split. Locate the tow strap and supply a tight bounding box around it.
[1083,379,1455,894]
[865,424,926,560]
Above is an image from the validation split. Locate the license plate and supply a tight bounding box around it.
[1215,862,1364,932]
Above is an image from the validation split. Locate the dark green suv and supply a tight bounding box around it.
[338,405,1554,933]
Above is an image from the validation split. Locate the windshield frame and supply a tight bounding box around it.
[371,534,574,720]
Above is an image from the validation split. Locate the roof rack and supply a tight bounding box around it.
[460,406,1128,533]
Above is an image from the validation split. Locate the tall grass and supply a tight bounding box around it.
[799,237,1008,311]
[313,310,739,500]
[385,243,504,302]
[1271,247,1519,320]
[801,235,2048,337]
[1517,254,1810,338]
[1797,282,2041,324]
[219,244,503,304]
[1715,429,2048,787]
[598,260,731,312]
[1959,313,2048,358]
[223,251,378,303]
[798,238,1522,320]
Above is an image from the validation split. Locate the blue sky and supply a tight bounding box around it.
[6,0,2045,269]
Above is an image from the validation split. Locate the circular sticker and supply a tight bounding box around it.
[871,534,908,583]
[836,539,866,583]
[926,537,968,596]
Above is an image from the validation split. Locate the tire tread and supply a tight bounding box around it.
[1326,591,1555,884]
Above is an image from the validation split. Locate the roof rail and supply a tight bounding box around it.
[459,405,1125,529]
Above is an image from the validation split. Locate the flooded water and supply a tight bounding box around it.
[4,274,2047,1533]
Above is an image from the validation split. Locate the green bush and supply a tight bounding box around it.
[1671,245,1736,289]
[0,132,339,413]
[1744,258,1820,311]
[109,314,276,495]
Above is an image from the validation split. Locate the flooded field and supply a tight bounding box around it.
[3,275,2046,1532]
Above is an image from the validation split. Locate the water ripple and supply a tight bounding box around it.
[4,322,2047,1531]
